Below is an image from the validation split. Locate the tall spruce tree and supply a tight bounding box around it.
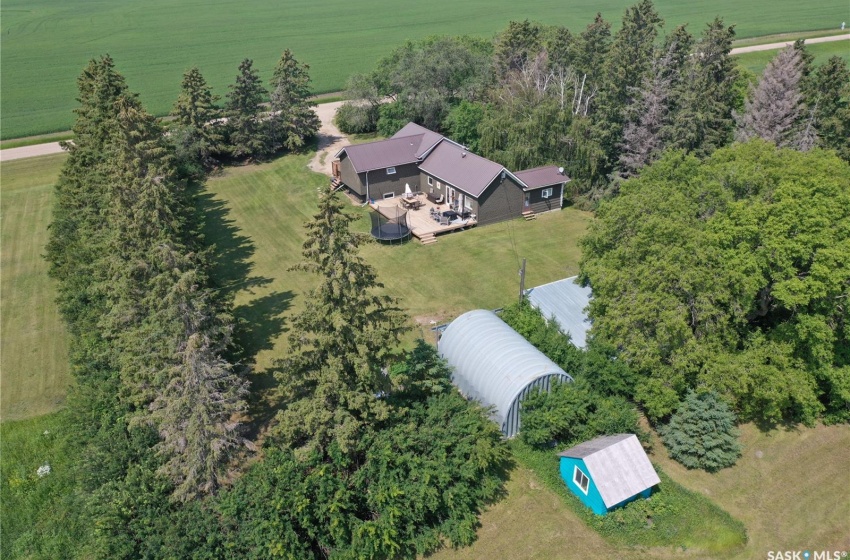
[45,55,128,329]
[617,46,679,178]
[170,66,224,170]
[571,13,612,87]
[275,187,409,455]
[225,58,269,159]
[594,0,664,171]
[736,46,808,148]
[667,18,737,156]
[801,55,850,160]
[267,49,320,152]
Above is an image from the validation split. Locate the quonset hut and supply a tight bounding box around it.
[438,309,572,437]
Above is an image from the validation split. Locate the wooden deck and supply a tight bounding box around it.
[369,194,476,241]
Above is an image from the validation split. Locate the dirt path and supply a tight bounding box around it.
[307,100,346,176]
[0,142,65,162]
[729,33,849,54]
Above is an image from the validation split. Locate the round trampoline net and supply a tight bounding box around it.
[369,207,411,244]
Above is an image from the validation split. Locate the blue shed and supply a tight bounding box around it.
[558,434,660,515]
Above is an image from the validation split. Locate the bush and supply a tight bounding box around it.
[660,391,742,472]
[334,101,378,134]
[520,379,645,448]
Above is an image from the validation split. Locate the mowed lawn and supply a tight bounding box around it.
[2,0,847,139]
[430,423,850,560]
[0,154,70,421]
[200,153,590,382]
[734,39,850,74]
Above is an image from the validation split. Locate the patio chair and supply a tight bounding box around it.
[435,194,443,204]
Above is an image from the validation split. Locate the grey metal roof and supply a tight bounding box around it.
[337,135,423,173]
[515,165,571,190]
[526,276,592,349]
[392,122,445,158]
[559,434,660,508]
[418,142,508,197]
[438,309,572,433]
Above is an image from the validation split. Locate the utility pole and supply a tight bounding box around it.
[518,258,526,304]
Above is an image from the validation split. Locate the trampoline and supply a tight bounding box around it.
[369,207,411,244]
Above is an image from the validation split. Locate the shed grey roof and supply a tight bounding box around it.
[438,309,572,431]
[418,142,513,197]
[526,276,592,349]
[336,135,423,172]
[515,165,571,190]
[392,122,445,158]
[559,434,660,508]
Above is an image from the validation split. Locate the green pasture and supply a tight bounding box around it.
[733,39,850,74]
[0,154,70,421]
[2,0,847,139]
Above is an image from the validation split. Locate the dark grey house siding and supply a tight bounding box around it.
[339,155,420,201]
[339,155,365,197]
[525,184,563,214]
[364,163,420,201]
[475,175,526,226]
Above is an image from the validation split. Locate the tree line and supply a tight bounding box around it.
[171,50,319,175]
[337,1,849,205]
[27,53,509,558]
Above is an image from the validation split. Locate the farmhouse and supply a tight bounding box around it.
[333,123,569,233]
[438,309,572,437]
[558,434,660,515]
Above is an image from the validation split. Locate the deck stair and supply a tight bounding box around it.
[523,210,537,221]
[330,176,344,191]
[419,233,438,245]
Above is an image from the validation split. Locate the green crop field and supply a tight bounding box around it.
[1,0,847,139]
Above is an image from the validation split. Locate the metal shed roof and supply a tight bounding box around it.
[438,309,572,435]
[559,434,660,508]
[526,276,592,349]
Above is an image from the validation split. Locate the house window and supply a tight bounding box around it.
[386,167,396,175]
[427,176,433,186]
[464,196,473,210]
[542,187,553,199]
[573,466,590,494]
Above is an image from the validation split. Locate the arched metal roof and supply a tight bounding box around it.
[439,309,572,436]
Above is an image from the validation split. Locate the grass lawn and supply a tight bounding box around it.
[2,0,847,139]
[199,153,590,411]
[734,39,850,74]
[430,423,850,560]
[0,154,70,421]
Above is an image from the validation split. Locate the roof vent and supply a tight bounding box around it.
[462,152,467,158]
[558,167,565,175]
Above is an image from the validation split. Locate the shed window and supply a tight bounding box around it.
[573,466,590,494]
[386,167,396,175]
[427,176,433,186]
[542,187,553,199]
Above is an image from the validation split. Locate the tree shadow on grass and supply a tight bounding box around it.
[193,185,294,438]
[194,189,270,298]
